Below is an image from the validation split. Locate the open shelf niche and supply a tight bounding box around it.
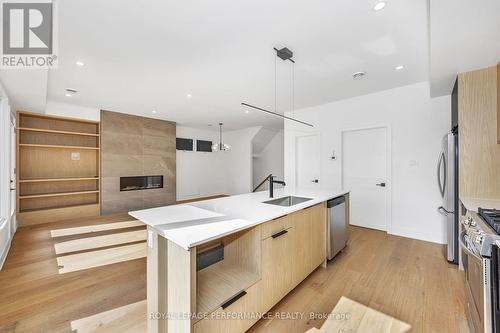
[195,226,262,317]
[17,111,101,226]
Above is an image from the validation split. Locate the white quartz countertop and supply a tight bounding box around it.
[129,188,349,250]
[460,196,500,213]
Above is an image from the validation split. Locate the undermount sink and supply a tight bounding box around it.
[263,196,312,207]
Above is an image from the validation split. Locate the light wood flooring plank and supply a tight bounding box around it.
[50,220,143,237]
[57,243,147,274]
[54,230,146,254]
[308,296,411,333]
[71,300,147,333]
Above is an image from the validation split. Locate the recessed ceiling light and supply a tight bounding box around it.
[352,71,366,80]
[186,93,192,98]
[395,65,404,70]
[65,93,72,97]
[152,110,157,114]
[76,60,84,66]
[373,1,387,11]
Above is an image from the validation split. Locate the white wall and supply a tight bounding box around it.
[45,100,100,121]
[253,130,284,191]
[223,127,261,195]
[176,126,226,201]
[285,81,450,244]
[176,125,260,201]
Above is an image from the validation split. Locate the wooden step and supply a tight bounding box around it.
[57,242,146,274]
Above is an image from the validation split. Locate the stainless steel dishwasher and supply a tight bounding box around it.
[327,195,346,260]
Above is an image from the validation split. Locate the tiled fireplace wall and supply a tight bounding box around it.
[101,110,176,214]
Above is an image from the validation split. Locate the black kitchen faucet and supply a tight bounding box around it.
[268,174,286,198]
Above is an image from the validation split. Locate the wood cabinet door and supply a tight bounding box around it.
[309,203,327,271]
[290,208,312,286]
[193,281,264,333]
[261,223,294,310]
[290,204,326,286]
[497,62,500,144]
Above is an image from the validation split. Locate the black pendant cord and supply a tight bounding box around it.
[275,53,277,113]
[242,47,313,127]
[291,61,295,117]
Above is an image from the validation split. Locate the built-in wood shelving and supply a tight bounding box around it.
[18,127,100,137]
[17,111,101,226]
[19,190,100,200]
[19,143,100,150]
[19,177,100,183]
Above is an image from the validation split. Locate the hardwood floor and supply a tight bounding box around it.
[0,215,468,333]
[0,213,146,333]
[248,227,469,333]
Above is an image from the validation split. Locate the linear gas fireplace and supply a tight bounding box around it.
[120,175,164,192]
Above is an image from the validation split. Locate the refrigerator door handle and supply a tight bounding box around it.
[437,151,446,197]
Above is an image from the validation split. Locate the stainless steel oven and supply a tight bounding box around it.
[460,212,494,333]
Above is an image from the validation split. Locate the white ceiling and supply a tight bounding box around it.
[429,0,500,96]
[0,69,47,113]
[1,0,499,129]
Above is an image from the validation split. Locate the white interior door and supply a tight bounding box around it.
[342,126,388,231]
[295,135,320,189]
[10,112,16,235]
[0,99,13,267]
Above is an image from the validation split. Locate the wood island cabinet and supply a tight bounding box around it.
[148,202,327,333]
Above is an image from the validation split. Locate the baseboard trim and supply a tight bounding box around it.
[389,227,446,245]
[0,238,11,271]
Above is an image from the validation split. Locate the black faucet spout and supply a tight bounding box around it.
[268,175,286,198]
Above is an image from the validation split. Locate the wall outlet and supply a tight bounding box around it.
[71,152,80,161]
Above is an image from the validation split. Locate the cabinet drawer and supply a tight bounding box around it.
[261,215,291,239]
[193,281,263,333]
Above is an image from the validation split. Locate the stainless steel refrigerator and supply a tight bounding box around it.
[437,131,458,264]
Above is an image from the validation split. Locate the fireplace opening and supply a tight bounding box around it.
[120,175,163,191]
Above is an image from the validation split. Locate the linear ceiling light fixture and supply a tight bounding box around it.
[241,47,313,128]
[241,103,313,127]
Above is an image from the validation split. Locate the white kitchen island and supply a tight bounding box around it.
[130,188,349,333]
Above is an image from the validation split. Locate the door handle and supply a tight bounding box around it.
[438,206,454,216]
[376,182,386,187]
[311,179,319,183]
[437,151,445,197]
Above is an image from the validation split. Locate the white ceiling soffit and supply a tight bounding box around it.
[429,0,500,97]
[45,0,428,129]
[0,69,48,113]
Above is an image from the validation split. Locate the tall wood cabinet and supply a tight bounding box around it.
[16,111,101,226]
[497,62,500,144]
[458,65,500,199]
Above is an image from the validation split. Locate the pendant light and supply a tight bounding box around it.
[241,47,313,127]
[212,122,230,151]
